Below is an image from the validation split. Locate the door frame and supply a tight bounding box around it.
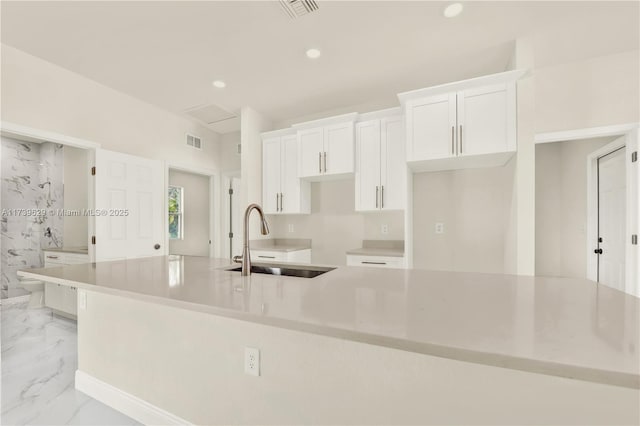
[221,170,241,260]
[165,162,220,259]
[536,122,639,296]
[1,121,99,260]
[585,138,626,286]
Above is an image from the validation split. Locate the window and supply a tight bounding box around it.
[168,186,183,239]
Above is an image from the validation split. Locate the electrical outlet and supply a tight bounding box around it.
[288,224,294,233]
[79,290,87,310]
[381,224,389,234]
[244,347,260,376]
[435,223,444,234]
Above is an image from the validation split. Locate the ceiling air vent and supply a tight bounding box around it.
[279,0,319,19]
[186,133,202,150]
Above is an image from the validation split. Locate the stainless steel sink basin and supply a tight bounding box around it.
[228,264,335,278]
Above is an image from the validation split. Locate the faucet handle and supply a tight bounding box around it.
[233,255,243,264]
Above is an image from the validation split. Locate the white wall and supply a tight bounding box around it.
[412,160,515,274]
[168,169,210,257]
[220,131,241,172]
[535,137,614,279]
[535,50,640,133]
[1,45,222,171]
[268,180,404,266]
[63,146,89,247]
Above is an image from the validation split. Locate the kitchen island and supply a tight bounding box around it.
[19,255,639,425]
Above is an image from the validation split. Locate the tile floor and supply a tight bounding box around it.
[1,300,139,425]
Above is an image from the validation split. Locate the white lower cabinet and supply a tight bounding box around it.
[251,249,311,264]
[43,250,89,318]
[346,254,406,269]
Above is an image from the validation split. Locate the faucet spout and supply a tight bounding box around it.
[239,203,270,276]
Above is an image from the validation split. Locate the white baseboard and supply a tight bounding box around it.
[75,370,192,426]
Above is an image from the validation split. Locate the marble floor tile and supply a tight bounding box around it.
[1,301,140,426]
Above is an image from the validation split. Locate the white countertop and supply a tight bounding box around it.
[19,255,639,389]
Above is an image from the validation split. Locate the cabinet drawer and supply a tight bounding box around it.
[346,255,406,269]
[251,250,286,262]
[63,254,90,264]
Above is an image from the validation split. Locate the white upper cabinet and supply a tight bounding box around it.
[457,83,515,157]
[262,132,310,215]
[405,93,456,161]
[295,114,356,180]
[355,112,406,212]
[399,70,523,172]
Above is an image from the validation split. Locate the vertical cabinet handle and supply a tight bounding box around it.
[375,186,379,208]
[276,193,280,212]
[381,185,384,209]
[318,152,322,173]
[459,125,463,154]
[323,152,327,173]
[451,126,455,155]
[280,193,283,212]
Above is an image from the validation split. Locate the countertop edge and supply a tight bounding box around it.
[18,269,639,390]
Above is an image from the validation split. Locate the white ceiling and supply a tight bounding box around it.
[1,1,638,133]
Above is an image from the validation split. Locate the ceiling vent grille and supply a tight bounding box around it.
[279,0,319,19]
[186,133,202,150]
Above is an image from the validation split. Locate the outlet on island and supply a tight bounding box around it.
[381,224,388,234]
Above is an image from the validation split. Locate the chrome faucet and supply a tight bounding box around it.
[233,203,270,276]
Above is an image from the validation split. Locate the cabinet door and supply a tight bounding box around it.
[457,83,513,156]
[406,93,456,161]
[44,283,64,311]
[297,128,324,178]
[355,120,381,211]
[380,116,406,210]
[63,286,78,316]
[280,135,300,213]
[262,137,281,214]
[324,122,354,176]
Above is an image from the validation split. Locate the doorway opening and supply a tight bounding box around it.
[167,168,212,257]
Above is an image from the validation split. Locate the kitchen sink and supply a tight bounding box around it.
[228,264,335,278]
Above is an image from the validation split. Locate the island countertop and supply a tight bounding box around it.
[18,255,639,389]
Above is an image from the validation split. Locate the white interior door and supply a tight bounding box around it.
[597,147,626,291]
[355,120,381,211]
[94,149,165,261]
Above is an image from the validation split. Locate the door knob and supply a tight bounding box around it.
[154,244,161,250]
[594,248,603,254]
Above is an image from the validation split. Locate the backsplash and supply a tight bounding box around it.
[1,137,64,299]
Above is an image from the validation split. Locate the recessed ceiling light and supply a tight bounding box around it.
[306,48,321,59]
[212,80,226,88]
[443,3,463,18]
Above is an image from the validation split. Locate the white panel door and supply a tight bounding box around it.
[324,122,354,176]
[457,84,510,157]
[381,116,406,210]
[297,128,324,178]
[355,120,381,211]
[598,147,626,291]
[406,93,457,161]
[280,135,300,213]
[262,137,281,214]
[94,149,164,261]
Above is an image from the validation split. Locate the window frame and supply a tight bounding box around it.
[168,185,184,240]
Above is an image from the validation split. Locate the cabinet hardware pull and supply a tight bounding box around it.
[451,126,455,155]
[362,261,386,265]
[319,152,322,173]
[323,151,327,173]
[280,193,283,212]
[375,186,379,208]
[258,255,276,259]
[46,255,59,259]
[381,185,384,209]
[459,125,463,154]
[276,194,279,212]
